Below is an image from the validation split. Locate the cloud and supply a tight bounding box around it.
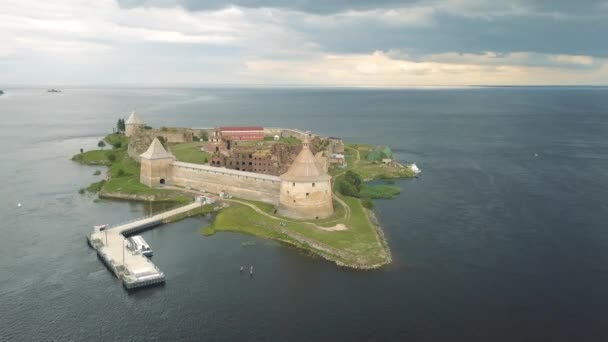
[0,0,606,85]
[244,51,608,85]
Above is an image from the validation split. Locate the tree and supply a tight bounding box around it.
[80,148,84,153]
[98,140,106,148]
[112,141,122,149]
[107,154,116,162]
[203,157,208,163]
[201,131,209,141]
[335,171,364,197]
[344,170,362,192]
[117,118,125,132]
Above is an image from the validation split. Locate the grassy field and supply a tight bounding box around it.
[207,194,389,268]
[71,149,115,165]
[207,203,289,240]
[169,142,211,165]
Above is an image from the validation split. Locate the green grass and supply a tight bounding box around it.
[202,226,216,236]
[104,133,128,148]
[263,136,302,145]
[169,142,211,164]
[71,149,114,165]
[86,180,106,193]
[360,184,401,199]
[209,204,289,240]
[208,195,389,267]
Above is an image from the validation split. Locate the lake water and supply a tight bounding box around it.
[1,87,607,341]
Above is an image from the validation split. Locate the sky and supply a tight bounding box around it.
[1,0,607,86]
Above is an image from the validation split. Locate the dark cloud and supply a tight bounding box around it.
[118,0,608,58]
[286,10,608,58]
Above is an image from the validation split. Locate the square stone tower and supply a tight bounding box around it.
[140,138,175,187]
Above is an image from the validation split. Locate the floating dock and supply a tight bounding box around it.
[87,202,202,290]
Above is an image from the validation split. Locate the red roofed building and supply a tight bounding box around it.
[213,126,264,141]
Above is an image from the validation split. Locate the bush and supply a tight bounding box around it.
[86,180,106,193]
[361,197,374,209]
[112,141,122,149]
[97,140,106,148]
[78,188,85,194]
[107,154,116,162]
[116,169,126,177]
[93,170,101,176]
[202,226,216,236]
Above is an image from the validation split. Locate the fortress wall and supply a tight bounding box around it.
[170,162,280,205]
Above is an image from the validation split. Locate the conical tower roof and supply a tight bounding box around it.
[280,136,331,182]
[126,110,144,125]
[140,138,174,160]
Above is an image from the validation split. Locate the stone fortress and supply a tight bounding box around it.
[126,111,340,220]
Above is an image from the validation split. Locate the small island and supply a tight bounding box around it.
[74,111,419,269]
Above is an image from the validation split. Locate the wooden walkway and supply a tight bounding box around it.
[87,202,202,289]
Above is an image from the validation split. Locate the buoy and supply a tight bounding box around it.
[17,203,21,208]
[534,153,539,157]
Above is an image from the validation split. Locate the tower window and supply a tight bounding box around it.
[306,193,309,197]
[292,182,295,187]
[293,200,296,203]
[312,183,315,187]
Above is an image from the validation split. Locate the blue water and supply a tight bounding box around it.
[1,87,607,341]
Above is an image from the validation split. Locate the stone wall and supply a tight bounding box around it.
[170,161,280,204]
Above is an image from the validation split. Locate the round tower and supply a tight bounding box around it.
[125,110,145,137]
[140,138,175,187]
[278,136,333,220]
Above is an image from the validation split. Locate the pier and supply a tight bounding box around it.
[87,201,203,289]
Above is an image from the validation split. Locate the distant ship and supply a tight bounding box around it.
[47,89,61,93]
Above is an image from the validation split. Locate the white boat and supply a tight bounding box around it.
[129,235,153,257]
[410,163,421,174]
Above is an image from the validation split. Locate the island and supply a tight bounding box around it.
[74,111,419,270]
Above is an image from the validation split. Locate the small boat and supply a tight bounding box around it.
[128,235,153,257]
[47,89,62,93]
[410,163,421,174]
